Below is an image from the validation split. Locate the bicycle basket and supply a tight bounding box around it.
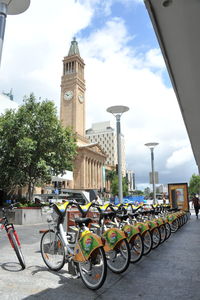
[51,210,59,223]
[41,206,58,223]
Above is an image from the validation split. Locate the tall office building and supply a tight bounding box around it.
[86,121,126,176]
[126,170,135,192]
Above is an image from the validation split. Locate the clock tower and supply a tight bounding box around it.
[59,38,107,191]
[60,38,85,136]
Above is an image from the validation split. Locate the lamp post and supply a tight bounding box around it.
[107,105,129,203]
[0,0,30,66]
[145,142,159,204]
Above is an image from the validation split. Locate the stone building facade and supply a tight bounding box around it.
[86,121,126,177]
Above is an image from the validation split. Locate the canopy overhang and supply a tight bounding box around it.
[144,0,200,172]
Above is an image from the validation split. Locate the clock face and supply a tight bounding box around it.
[78,93,84,103]
[64,90,73,101]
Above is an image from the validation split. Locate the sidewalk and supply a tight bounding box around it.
[0,212,200,300]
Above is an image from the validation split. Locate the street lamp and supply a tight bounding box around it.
[107,105,129,203]
[0,0,30,66]
[145,142,159,204]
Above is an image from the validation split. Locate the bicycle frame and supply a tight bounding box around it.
[89,204,128,251]
[0,205,26,269]
[48,201,104,262]
[1,212,21,247]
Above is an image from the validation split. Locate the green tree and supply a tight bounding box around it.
[110,175,128,197]
[0,93,77,201]
[144,187,150,197]
[132,190,143,196]
[189,174,200,195]
[105,169,116,182]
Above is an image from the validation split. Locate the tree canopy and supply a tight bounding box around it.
[0,93,77,201]
[189,174,200,195]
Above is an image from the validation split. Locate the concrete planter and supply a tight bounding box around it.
[15,207,43,225]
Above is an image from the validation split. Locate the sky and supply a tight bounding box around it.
[0,0,198,190]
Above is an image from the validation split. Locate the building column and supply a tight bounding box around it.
[88,159,91,188]
[99,162,102,190]
[83,156,87,188]
[91,159,94,188]
[94,160,97,188]
[86,157,89,188]
[93,160,95,188]
[96,161,98,189]
[96,162,99,189]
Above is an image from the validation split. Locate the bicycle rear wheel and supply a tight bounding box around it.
[170,219,179,233]
[159,224,167,244]
[142,230,152,255]
[129,233,144,263]
[40,230,65,271]
[8,229,26,270]
[78,246,107,290]
[151,227,161,249]
[183,213,188,224]
[106,238,130,273]
[165,222,171,240]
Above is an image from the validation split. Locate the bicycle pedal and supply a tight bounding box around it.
[71,272,80,279]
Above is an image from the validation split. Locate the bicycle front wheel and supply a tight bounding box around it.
[78,246,107,290]
[8,229,26,270]
[106,238,130,273]
[129,233,144,263]
[40,230,65,271]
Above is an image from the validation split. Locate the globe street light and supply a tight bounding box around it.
[107,105,129,203]
[145,142,159,204]
[0,0,30,66]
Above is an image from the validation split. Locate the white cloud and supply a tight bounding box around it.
[166,146,194,169]
[79,17,197,184]
[0,94,18,115]
[78,0,143,15]
[0,0,94,106]
[0,0,197,187]
[143,48,166,69]
[81,18,132,59]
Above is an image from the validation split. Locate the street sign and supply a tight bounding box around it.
[149,172,159,184]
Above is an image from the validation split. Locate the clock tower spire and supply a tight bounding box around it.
[60,38,85,136]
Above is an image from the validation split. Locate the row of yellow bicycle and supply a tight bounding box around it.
[40,200,189,290]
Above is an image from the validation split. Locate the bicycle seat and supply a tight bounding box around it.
[79,202,94,217]
[116,213,129,221]
[141,211,150,216]
[101,211,115,219]
[168,208,177,212]
[154,212,159,215]
[128,212,139,218]
[74,217,92,227]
